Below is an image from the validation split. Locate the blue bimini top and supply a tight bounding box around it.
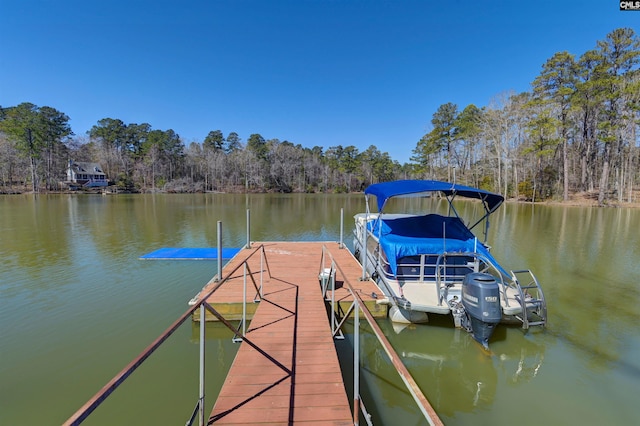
[364,180,504,214]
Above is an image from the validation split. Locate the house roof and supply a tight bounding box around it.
[69,161,106,176]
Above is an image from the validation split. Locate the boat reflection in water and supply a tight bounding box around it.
[354,317,545,422]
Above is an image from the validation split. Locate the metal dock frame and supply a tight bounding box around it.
[320,245,443,426]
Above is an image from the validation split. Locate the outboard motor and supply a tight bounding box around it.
[461,273,501,349]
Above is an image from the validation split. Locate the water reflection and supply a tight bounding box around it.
[1,195,73,270]
[490,203,640,376]
[393,326,498,415]
[190,321,241,371]
[371,318,546,419]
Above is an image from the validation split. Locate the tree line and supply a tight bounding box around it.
[0,108,401,194]
[1,28,638,205]
[412,27,640,205]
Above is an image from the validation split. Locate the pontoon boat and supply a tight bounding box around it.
[353,180,547,348]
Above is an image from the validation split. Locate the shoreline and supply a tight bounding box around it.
[2,188,639,208]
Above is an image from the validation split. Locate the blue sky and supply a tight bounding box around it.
[0,0,637,163]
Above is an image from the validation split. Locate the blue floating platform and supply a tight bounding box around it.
[139,247,242,260]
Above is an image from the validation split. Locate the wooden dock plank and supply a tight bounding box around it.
[200,241,374,425]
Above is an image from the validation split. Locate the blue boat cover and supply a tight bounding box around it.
[139,247,242,260]
[364,180,504,213]
[368,214,507,277]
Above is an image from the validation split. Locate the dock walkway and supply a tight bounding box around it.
[198,241,381,425]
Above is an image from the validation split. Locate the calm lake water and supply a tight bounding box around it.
[1,193,639,425]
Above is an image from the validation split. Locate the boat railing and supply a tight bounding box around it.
[319,245,443,426]
[64,244,272,426]
[377,252,490,284]
[367,245,521,312]
[434,252,511,306]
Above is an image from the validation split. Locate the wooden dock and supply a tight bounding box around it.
[65,240,442,426]
[195,241,384,425]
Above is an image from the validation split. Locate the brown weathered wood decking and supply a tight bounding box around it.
[196,241,382,425]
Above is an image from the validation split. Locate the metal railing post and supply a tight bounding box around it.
[361,221,367,281]
[353,297,360,425]
[198,304,205,426]
[217,221,223,282]
[242,262,247,337]
[331,261,336,334]
[259,249,264,299]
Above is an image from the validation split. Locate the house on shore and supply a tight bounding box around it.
[66,161,108,188]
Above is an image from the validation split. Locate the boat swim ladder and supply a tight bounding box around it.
[509,269,547,330]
